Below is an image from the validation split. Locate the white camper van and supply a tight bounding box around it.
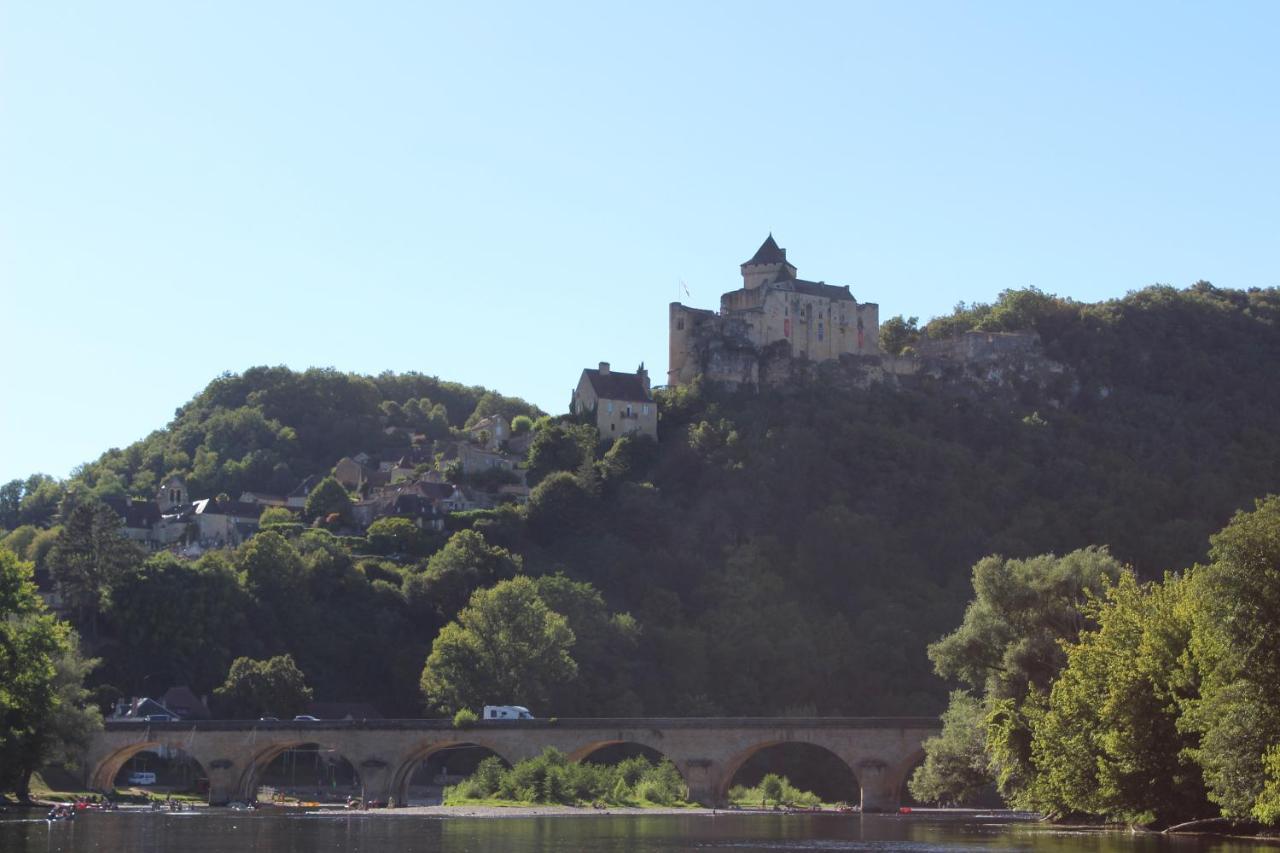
[482,705,533,720]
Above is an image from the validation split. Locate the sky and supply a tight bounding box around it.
[2,1,1278,484]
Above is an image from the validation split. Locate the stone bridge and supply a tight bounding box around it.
[86,717,938,810]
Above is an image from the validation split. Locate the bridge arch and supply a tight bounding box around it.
[237,739,365,804]
[718,739,860,805]
[89,740,214,793]
[567,739,668,765]
[389,738,515,807]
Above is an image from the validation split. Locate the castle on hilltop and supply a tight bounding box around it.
[668,235,880,387]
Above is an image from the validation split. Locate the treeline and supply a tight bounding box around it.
[3,281,1280,745]
[910,497,1280,828]
[0,366,541,522]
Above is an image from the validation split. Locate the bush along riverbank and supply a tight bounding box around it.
[728,774,823,808]
[444,748,692,807]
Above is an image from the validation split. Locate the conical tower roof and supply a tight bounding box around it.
[742,233,791,267]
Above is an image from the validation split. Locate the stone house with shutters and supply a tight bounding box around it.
[571,362,658,441]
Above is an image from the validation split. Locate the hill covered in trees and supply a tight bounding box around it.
[3,281,1280,734]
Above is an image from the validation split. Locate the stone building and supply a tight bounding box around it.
[571,362,658,440]
[668,235,879,386]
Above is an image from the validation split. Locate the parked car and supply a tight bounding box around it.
[127,772,157,786]
[293,715,320,721]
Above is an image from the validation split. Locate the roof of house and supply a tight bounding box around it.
[193,498,263,519]
[742,233,794,267]
[468,414,508,433]
[106,497,162,529]
[161,686,210,720]
[289,475,321,498]
[582,368,652,402]
[792,279,857,303]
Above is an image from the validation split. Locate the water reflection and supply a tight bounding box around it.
[1,811,1275,852]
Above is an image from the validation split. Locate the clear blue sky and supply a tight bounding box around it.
[3,1,1277,484]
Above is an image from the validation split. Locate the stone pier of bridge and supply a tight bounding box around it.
[85,717,938,810]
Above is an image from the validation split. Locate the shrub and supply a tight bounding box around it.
[452,707,479,728]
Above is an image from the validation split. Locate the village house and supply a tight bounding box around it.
[571,362,658,440]
[466,414,510,451]
[190,497,261,547]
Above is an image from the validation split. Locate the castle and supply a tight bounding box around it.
[668,235,880,387]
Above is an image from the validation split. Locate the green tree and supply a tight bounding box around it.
[259,505,295,526]
[760,773,785,806]
[420,576,576,714]
[879,314,920,355]
[0,549,80,801]
[908,691,991,805]
[535,573,641,715]
[409,529,522,625]
[367,517,422,555]
[525,422,596,486]
[925,548,1122,804]
[1183,496,1280,819]
[511,415,534,435]
[103,552,251,694]
[46,502,143,639]
[1026,570,1206,825]
[213,654,313,719]
[303,476,353,523]
[41,633,103,783]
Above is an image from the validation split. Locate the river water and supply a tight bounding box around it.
[2,810,1276,852]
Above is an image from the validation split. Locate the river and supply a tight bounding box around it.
[2,810,1276,852]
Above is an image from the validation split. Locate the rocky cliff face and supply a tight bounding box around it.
[691,329,1073,407]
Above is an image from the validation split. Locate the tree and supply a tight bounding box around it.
[410,529,522,625]
[0,549,80,801]
[879,315,920,355]
[213,654,313,719]
[420,576,577,714]
[367,517,422,556]
[525,472,595,544]
[259,506,295,526]
[511,415,533,435]
[525,421,597,487]
[1184,496,1280,819]
[535,573,641,715]
[909,691,991,806]
[40,633,103,784]
[1026,570,1206,825]
[303,476,352,523]
[925,548,1121,805]
[0,479,22,530]
[46,502,143,639]
[103,552,250,695]
[760,773,785,807]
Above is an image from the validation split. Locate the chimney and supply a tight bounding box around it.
[598,362,610,375]
[637,363,650,393]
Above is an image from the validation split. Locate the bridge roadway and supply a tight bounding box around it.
[87,717,939,810]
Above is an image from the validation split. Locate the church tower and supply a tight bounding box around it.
[740,233,798,290]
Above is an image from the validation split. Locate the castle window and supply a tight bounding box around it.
[677,318,685,330]
[818,322,824,341]
[642,404,649,415]
[607,402,614,413]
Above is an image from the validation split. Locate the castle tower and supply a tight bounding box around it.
[740,233,797,290]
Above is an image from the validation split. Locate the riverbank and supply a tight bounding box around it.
[312,804,726,817]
